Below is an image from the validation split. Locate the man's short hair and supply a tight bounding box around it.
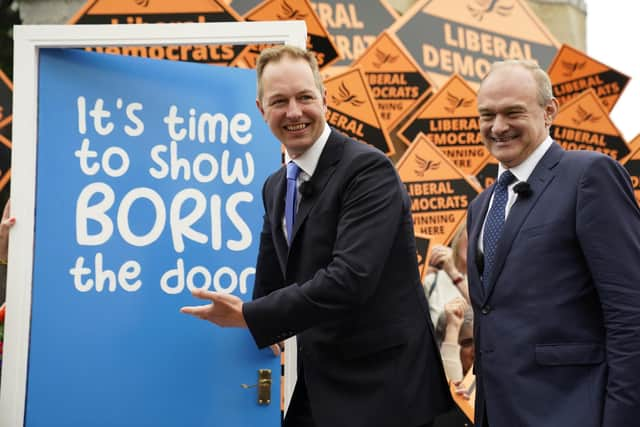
[256,45,324,102]
[482,59,554,107]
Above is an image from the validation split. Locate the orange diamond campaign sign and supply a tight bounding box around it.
[548,44,630,112]
[398,74,490,176]
[325,68,394,156]
[227,0,399,72]
[390,0,559,87]
[628,134,640,158]
[232,0,340,69]
[551,89,629,161]
[396,133,481,246]
[313,0,399,70]
[474,157,499,189]
[622,142,640,206]
[69,0,244,65]
[352,31,435,132]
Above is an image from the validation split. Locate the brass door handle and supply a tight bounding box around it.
[241,369,272,405]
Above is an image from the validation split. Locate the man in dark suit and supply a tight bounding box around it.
[181,45,451,427]
[467,59,640,427]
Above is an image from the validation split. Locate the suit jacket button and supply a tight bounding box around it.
[481,305,491,314]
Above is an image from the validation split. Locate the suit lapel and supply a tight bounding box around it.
[270,166,289,275]
[469,188,492,300]
[482,143,564,303]
[290,131,343,244]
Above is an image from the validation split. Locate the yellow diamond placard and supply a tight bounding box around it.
[352,31,435,132]
[311,0,399,71]
[551,89,629,161]
[621,142,640,206]
[396,133,481,246]
[69,0,244,65]
[627,134,640,156]
[231,0,340,69]
[398,74,490,175]
[548,44,630,112]
[390,0,559,87]
[474,157,499,189]
[325,68,394,156]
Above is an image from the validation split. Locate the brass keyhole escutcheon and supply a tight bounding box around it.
[241,369,272,405]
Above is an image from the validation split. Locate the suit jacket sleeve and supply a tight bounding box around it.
[243,149,409,348]
[576,155,640,425]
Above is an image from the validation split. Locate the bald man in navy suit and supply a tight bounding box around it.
[467,59,640,427]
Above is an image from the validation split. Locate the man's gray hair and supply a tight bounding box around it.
[482,59,554,107]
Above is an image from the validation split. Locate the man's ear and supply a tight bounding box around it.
[544,98,559,126]
[256,98,265,118]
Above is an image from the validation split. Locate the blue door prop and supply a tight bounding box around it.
[27,49,281,426]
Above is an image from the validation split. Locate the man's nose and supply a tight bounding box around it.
[492,114,508,134]
[286,99,302,117]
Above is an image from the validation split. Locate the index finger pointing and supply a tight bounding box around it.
[189,288,219,301]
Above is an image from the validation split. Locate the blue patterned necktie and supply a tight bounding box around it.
[482,170,515,285]
[285,161,300,245]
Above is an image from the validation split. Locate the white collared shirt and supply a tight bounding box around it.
[282,123,331,239]
[478,136,553,252]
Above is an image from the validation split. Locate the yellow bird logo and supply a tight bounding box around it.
[561,60,586,77]
[467,0,514,21]
[414,154,441,177]
[572,105,601,125]
[331,82,365,107]
[445,92,473,114]
[372,49,399,69]
[277,0,307,20]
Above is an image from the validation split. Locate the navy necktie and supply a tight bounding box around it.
[285,161,300,245]
[482,170,515,285]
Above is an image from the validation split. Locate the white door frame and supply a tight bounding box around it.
[1,20,306,426]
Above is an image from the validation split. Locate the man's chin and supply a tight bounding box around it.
[490,149,517,166]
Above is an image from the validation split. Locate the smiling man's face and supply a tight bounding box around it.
[477,65,557,168]
[257,56,327,159]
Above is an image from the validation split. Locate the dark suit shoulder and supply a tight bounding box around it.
[330,131,393,174]
[560,146,616,165]
[339,131,390,160]
[558,147,629,184]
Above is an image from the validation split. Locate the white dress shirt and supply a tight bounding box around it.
[478,136,553,252]
[282,123,331,239]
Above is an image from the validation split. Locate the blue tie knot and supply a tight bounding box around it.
[497,170,516,189]
[287,161,300,180]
